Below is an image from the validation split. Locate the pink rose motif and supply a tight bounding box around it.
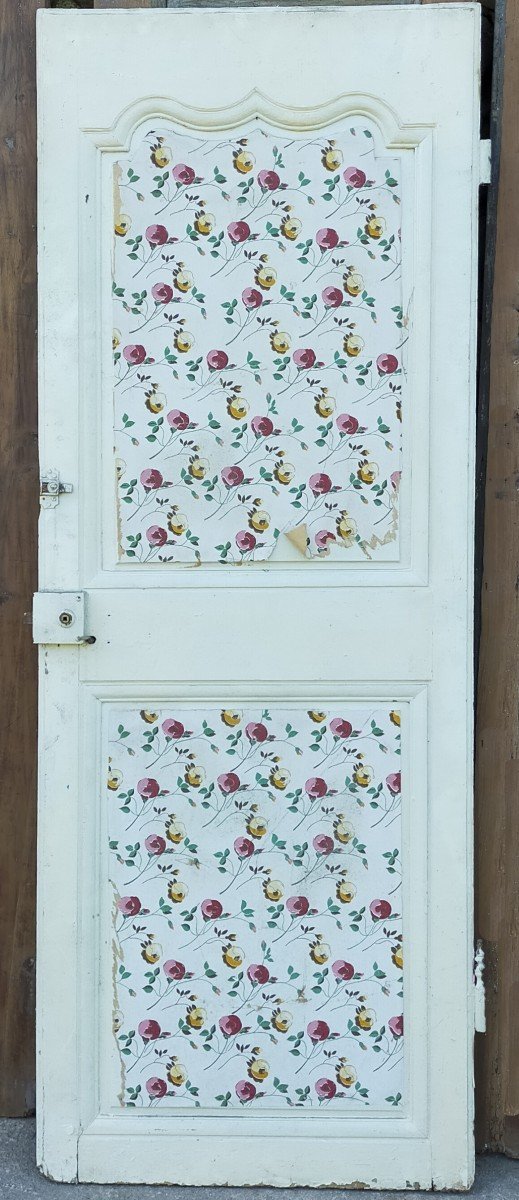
[315,530,336,551]
[228,220,251,244]
[332,960,355,982]
[163,959,186,981]
[370,899,392,921]
[386,772,401,796]
[309,472,332,496]
[138,1019,161,1041]
[151,282,173,305]
[145,834,166,856]
[391,470,401,491]
[162,718,185,739]
[146,1077,167,1098]
[123,344,146,365]
[221,465,245,489]
[330,718,353,738]
[257,169,280,191]
[140,468,163,491]
[376,353,399,375]
[116,895,141,917]
[313,833,334,856]
[167,409,190,431]
[293,348,316,370]
[234,836,255,859]
[201,898,223,920]
[336,413,359,436]
[146,525,167,547]
[235,1079,256,1102]
[286,895,309,916]
[247,963,270,984]
[242,287,263,309]
[207,349,229,371]
[219,1014,243,1038]
[137,777,160,799]
[305,777,327,799]
[218,772,241,794]
[322,286,343,309]
[315,1077,337,1100]
[172,163,195,185]
[245,721,268,743]
[236,530,256,552]
[388,1015,404,1039]
[316,227,339,251]
[145,224,169,246]
[251,415,274,438]
[343,166,367,188]
[307,1019,330,1043]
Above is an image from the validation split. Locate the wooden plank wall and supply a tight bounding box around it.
[0,0,516,1156]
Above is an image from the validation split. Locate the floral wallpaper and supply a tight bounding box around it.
[107,705,404,1109]
[113,122,404,564]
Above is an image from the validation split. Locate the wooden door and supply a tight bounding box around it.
[36,5,480,1187]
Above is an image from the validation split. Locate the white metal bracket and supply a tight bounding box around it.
[40,468,73,509]
[32,592,95,645]
[479,140,491,186]
[474,939,486,1032]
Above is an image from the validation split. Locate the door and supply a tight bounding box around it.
[36,5,480,1188]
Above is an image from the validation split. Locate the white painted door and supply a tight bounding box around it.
[36,5,480,1188]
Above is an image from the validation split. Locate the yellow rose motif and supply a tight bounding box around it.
[353,764,373,788]
[194,210,215,236]
[234,149,255,174]
[270,331,291,354]
[248,1057,269,1082]
[280,216,301,240]
[263,879,284,901]
[355,1006,375,1031]
[344,333,364,358]
[336,1060,357,1088]
[221,710,241,727]
[114,214,131,237]
[185,764,205,787]
[222,943,244,969]
[357,461,378,485]
[168,1059,187,1087]
[365,215,385,239]
[175,331,194,354]
[151,143,172,169]
[321,145,343,171]
[336,512,357,547]
[274,462,295,485]
[227,397,249,420]
[186,1005,205,1030]
[168,879,188,903]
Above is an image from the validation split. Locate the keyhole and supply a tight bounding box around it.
[59,611,74,628]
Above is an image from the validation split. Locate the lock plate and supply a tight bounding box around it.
[32,592,86,644]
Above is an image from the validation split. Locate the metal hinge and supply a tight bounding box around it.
[32,592,95,645]
[39,469,73,509]
[479,140,491,186]
[474,940,486,1032]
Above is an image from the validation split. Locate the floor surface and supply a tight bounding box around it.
[1,1120,518,1199]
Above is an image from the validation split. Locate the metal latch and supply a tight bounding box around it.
[40,469,73,509]
[474,940,486,1033]
[32,592,95,645]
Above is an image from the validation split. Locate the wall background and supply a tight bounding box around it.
[0,0,515,1157]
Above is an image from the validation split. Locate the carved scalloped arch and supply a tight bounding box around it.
[83,89,432,152]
